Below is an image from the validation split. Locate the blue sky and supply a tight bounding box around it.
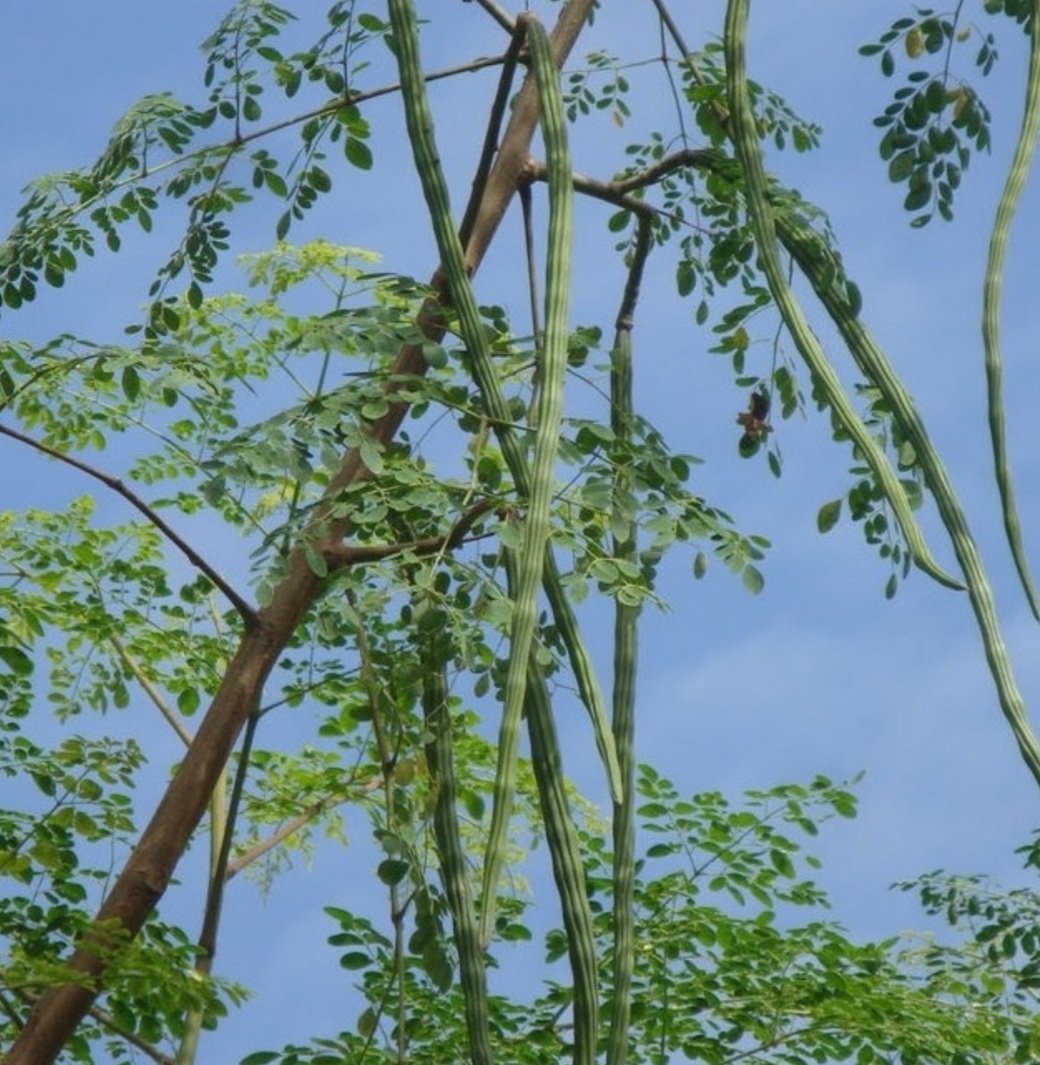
[3,1,1040,1060]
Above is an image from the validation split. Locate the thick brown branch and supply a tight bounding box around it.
[3,4,597,1061]
[0,422,256,626]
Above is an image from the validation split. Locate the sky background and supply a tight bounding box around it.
[3,1,1040,1061]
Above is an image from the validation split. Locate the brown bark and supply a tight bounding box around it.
[3,3,596,1062]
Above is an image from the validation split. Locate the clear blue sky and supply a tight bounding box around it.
[3,2,1040,1060]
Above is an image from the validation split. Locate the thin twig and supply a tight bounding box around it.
[108,633,194,747]
[471,0,517,34]
[458,31,528,248]
[322,497,498,570]
[519,181,544,420]
[648,0,692,64]
[0,421,257,625]
[12,53,511,241]
[223,780,379,880]
[12,989,174,1065]
[525,148,717,206]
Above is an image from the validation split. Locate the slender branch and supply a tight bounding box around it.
[322,498,498,569]
[459,30,529,248]
[0,422,257,625]
[195,717,257,962]
[11,990,174,1065]
[648,0,693,67]
[108,634,194,747]
[471,0,517,34]
[223,781,378,880]
[175,715,249,1064]
[648,0,728,123]
[13,53,511,239]
[519,181,543,419]
[81,1006,175,1065]
[524,148,717,213]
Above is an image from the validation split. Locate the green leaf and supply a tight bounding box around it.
[677,259,695,297]
[741,564,764,595]
[240,1053,280,1065]
[608,209,631,232]
[359,436,384,474]
[377,858,409,885]
[770,848,795,877]
[817,499,842,533]
[845,280,862,316]
[304,541,329,579]
[345,137,374,170]
[177,688,200,716]
[264,170,288,197]
[422,941,453,991]
[121,365,141,402]
[904,180,932,211]
[693,551,708,579]
[0,646,32,676]
[357,1007,378,1038]
[338,951,371,970]
[888,150,916,182]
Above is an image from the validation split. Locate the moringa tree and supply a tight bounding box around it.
[1,1,1039,1062]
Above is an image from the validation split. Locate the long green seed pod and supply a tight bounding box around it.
[525,672,599,1065]
[606,217,652,1065]
[723,0,960,591]
[477,11,576,945]
[981,0,1040,620]
[386,2,620,821]
[504,552,598,1065]
[419,627,493,1065]
[385,0,619,941]
[777,215,1040,790]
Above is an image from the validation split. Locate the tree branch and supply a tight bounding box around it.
[108,633,194,747]
[223,780,378,881]
[470,0,517,34]
[322,497,498,569]
[10,990,174,1065]
[0,422,257,627]
[523,148,720,217]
